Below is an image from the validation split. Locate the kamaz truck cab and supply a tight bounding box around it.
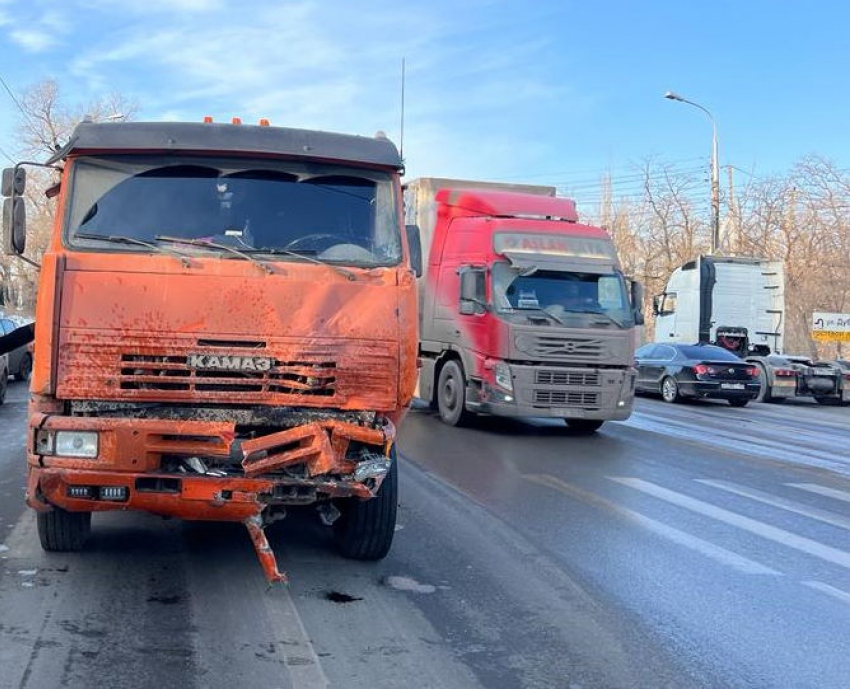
[2,120,419,583]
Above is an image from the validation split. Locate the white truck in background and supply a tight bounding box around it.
[652,255,785,355]
[653,255,848,404]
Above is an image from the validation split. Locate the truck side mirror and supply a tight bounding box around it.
[2,197,26,255]
[630,280,645,325]
[2,167,27,256]
[1,167,26,197]
[458,267,486,315]
[405,224,422,277]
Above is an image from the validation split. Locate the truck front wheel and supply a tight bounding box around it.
[437,359,473,426]
[334,451,398,560]
[37,508,91,551]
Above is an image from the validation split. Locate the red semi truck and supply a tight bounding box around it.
[404,178,642,432]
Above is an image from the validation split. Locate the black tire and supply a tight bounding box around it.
[728,398,749,408]
[565,419,604,433]
[660,376,680,403]
[436,359,473,427]
[15,352,32,381]
[334,450,397,560]
[0,367,7,405]
[37,508,92,551]
[755,364,773,403]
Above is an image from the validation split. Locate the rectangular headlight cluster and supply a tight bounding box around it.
[36,430,99,459]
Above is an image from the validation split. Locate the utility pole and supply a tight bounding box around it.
[664,91,720,254]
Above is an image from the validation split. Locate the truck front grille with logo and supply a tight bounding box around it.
[56,333,397,409]
[120,353,337,396]
[515,333,607,362]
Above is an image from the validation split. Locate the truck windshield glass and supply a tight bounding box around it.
[492,262,633,328]
[65,155,401,267]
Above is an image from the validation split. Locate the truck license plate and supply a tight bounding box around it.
[721,383,745,390]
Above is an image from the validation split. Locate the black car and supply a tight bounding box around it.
[635,343,760,406]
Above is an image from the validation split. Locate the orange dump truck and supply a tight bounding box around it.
[1,120,419,583]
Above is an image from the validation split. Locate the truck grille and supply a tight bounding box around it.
[120,355,337,396]
[535,370,600,387]
[533,390,600,407]
[516,334,606,362]
[56,334,397,409]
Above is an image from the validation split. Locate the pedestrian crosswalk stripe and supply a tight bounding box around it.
[524,474,780,576]
[611,477,850,571]
[697,479,850,532]
[803,581,850,607]
[786,483,850,505]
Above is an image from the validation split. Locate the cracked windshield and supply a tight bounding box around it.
[68,157,401,266]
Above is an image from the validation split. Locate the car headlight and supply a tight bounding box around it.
[37,430,99,459]
[494,363,513,392]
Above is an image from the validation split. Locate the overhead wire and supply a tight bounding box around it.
[0,70,37,133]
[487,156,706,183]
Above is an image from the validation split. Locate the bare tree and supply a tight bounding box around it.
[2,79,139,312]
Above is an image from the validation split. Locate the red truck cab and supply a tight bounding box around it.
[406,181,641,431]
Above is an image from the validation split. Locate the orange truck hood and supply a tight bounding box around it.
[49,254,416,412]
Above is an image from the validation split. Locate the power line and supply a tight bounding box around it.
[0,71,37,132]
[487,157,706,184]
[555,165,708,192]
[0,142,15,165]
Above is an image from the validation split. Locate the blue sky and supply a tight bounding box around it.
[1,0,848,209]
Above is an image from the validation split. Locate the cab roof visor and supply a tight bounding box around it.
[50,121,404,170]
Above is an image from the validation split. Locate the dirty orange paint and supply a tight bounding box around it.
[20,121,417,582]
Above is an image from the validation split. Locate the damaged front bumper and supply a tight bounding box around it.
[27,411,396,584]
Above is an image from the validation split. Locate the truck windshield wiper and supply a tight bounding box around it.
[569,309,627,328]
[75,233,194,267]
[247,247,357,281]
[154,236,273,274]
[514,306,566,325]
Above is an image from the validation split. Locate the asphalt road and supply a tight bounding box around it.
[1,382,849,688]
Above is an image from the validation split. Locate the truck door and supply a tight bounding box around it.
[654,292,679,340]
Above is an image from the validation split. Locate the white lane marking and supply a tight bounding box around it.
[524,474,780,576]
[624,411,850,478]
[269,586,330,688]
[787,483,850,505]
[697,479,850,532]
[803,581,850,607]
[612,477,850,571]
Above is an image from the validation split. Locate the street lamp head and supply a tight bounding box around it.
[664,91,684,102]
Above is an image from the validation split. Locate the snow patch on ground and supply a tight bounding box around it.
[384,575,436,594]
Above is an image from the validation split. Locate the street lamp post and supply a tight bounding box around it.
[664,91,720,254]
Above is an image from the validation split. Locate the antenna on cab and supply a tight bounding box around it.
[399,57,406,161]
